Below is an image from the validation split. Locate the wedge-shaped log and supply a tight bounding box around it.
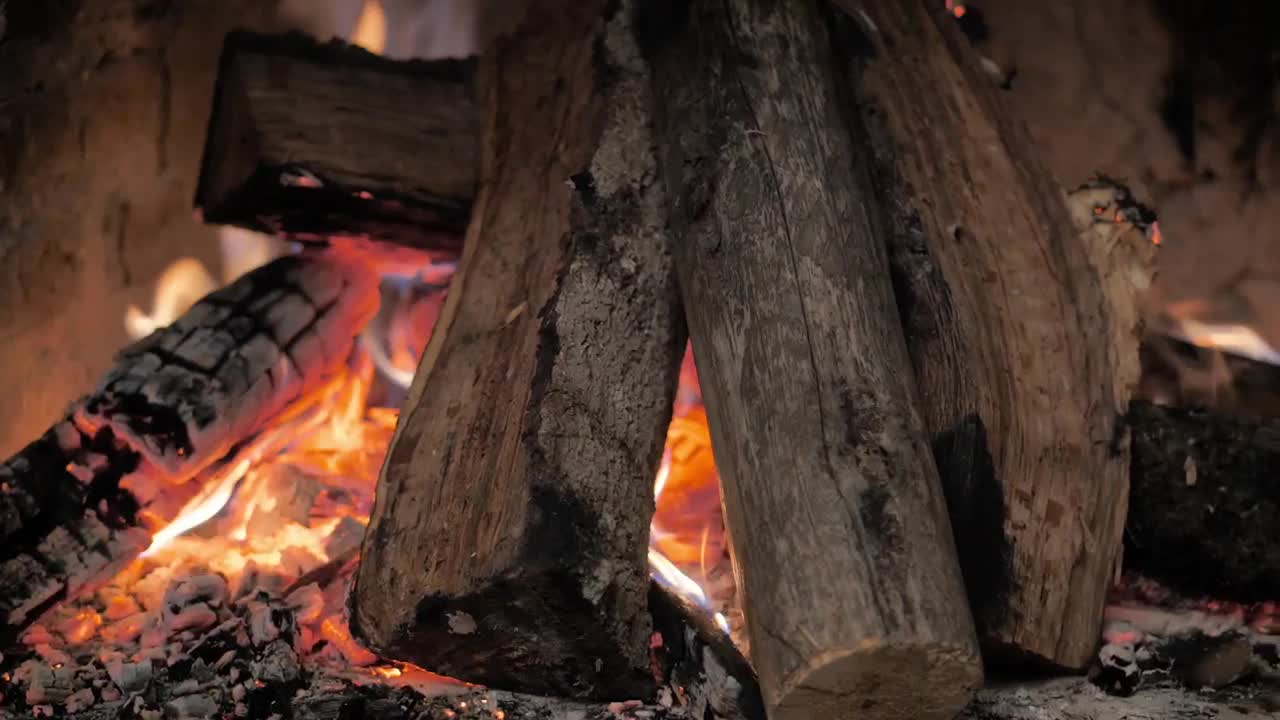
[0,253,377,642]
[645,1,982,718]
[195,31,476,251]
[351,0,685,701]
[839,0,1156,669]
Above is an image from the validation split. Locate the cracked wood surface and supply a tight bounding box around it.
[352,0,685,701]
[646,1,980,718]
[0,252,377,642]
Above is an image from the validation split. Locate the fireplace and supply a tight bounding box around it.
[2,1,1280,719]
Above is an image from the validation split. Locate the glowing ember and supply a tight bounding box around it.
[21,247,735,700]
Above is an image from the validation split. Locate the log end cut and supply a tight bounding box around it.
[771,641,982,720]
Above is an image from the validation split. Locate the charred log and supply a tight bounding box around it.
[0,253,377,643]
[195,31,476,252]
[647,1,982,718]
[351,0,685,702]
[1125,400,1280,601]
[838,0,1154,670]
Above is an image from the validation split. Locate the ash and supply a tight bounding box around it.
[1091,572,1280,698]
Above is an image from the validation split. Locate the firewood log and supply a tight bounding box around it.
[351,0,686,701]
[645,1,982,718]
[836,0,1155,669]
[0,252,377,643]
[195,31,476,252]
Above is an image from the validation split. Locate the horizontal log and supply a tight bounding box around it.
[1125,399,1280,601]
[195,31,477,251]
[0,252,377,643]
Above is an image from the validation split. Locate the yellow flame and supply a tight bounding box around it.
[124,258,218,339]
[1173,319,1280,365]
[351,0,387,54]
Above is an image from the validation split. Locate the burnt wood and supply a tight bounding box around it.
[839,0,1154,669]
[195,31,477,252]
[0,253,377,644]
[646,1,982,718]
[351,0,686,701]
[1126,400,1280,601]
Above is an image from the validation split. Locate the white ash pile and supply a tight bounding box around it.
[1091,573,1280,697]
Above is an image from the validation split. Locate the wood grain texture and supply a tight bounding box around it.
[351,0,685,700]
[195,31,476,250]
[646,1,981,718]
[839,0,1145,668]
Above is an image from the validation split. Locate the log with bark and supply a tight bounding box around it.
[644,1,982,718]
[835,0,1156,670]
[351,0,687,702]
[0,252,377,644]
[195,31,477,252]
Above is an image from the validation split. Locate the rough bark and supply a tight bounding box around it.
[645,1,981,719]
[351,0,685,701]
[0,252,377,643]
[837,0,1151,669]
[1126,400,1280,601]
[195,31,476,251]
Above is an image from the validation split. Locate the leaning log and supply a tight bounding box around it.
[839,0,1154,669]
[195,31,476,252]
[351,0,685,701]
[0,252,377,642]
[646,1,982,718]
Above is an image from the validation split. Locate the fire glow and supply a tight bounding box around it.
[18,244,733,685]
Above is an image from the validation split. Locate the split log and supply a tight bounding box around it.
[838,0,1155,669]
[351,0,685,701]
[645,1,981,719]
[195,31,476,252]
[1125,400,1280,601]
[0,252,377,642]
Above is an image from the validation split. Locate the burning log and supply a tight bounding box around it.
[646,1,982,718]
[351,0,686,701]
[1125,400,1280,602]
[0,253,377,643]
[195,31,476,252]
[840,1,1155,669]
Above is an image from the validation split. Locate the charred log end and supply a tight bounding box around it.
[358,570,656,702]
[931,416,1017,647]
[649,584,765,720]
